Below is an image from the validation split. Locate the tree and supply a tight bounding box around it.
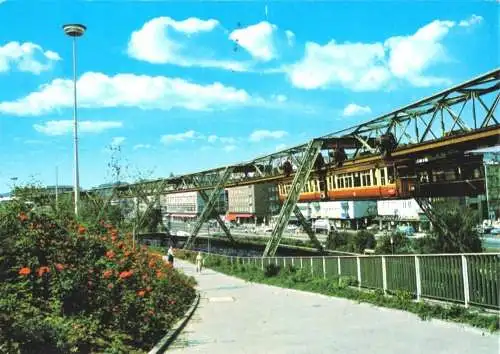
[325,231,348,250]
[415,199,482,253]
[348,230,376,253]
[375,232,413,254]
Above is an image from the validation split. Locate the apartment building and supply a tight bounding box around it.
[226,183,279,224]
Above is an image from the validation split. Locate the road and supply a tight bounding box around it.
[168,259,499,354]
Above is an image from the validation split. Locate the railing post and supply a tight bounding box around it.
[300,257,303,269]
[283,257,286,268]
[291,257,295,267]
[261,257,264,270]
[382,256,388,294]
[310,258,314,276]
[415,255,422,301]
[275,257,278,266]
[323,257,326,279]
[337,257,341,276]
[356,256,361,288]
[461,255,470,307]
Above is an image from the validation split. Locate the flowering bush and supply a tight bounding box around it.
[0,203,196,353]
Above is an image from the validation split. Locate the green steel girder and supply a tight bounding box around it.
[293,205,323,252]
[263,139,324,257]
[189,176,235,243]
[184,167,233,249]
[88,69,499,198]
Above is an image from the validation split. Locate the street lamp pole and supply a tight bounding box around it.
[63,24,86,217]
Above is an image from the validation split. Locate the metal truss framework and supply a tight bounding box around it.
[90,69,500,255]
[263,139,325,256]
[184,168,235,248]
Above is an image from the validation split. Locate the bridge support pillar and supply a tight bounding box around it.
[293,206,323,251]
[185,167,234,249]
[263,139,323,257]
[198,189,234,242]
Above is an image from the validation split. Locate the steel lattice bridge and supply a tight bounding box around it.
[90,69,500,256]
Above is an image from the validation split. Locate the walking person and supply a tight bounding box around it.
[196,252,204,273]
[167,246,174,266]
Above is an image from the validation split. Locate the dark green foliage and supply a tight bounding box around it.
[349,230,376,253]
[264,264,281,277]
[141,208,163,233]
[415,200,483,254]
[325,231,348,250]
[0,203,196,353]
[375,232,414,254]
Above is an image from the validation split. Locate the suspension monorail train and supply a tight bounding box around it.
[277,155,486,202]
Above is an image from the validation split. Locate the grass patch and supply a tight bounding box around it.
[177,251,499,333]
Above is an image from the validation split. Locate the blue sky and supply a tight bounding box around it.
[0,0,498,192]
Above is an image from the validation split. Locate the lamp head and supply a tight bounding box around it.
[63,24,86,37]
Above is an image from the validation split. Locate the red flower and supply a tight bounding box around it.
[119,270,133,279]
[18,212,28,222]
[55,263,65,271]
[19,267,31,276]
[136,289,146,297]
[106,250,115,259]
[37,266,50,277]
[78,225,86,235]
[103,270,113,278]
[107,283,114,289]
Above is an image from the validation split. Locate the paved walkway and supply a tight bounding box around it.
[169,259,499,354]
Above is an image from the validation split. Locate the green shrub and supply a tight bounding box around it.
[0,203,196,353]
[264,264,281,277]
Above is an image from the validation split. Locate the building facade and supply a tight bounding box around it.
[296,200,377,229]
[160,190,226,222]
[226,183,279,224]
[376,199,426,231]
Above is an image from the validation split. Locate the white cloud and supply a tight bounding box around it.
[196,134,237,144]
[249,129,287,142]
[287,16,481,91]
[272,94,287,103]
[33,120,122,136]
[223,145,236,152]
[161,130,199,144]
[0,41,61,74]
[342,103,372,117]
[127,16,248,71]
[111,136,126,146]
[229,21,277,61]
[285,30,295,46]
[133,144,151,150]
[459,14,483,27]
[275,143,287,151]
[0,72,252,116]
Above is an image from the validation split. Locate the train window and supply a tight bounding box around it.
[353,173,361,187]
[346,175,353,188]
[387,166,395,184]
[361,171,371,186]
[380,169,386,185]
[372,169,377,186]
